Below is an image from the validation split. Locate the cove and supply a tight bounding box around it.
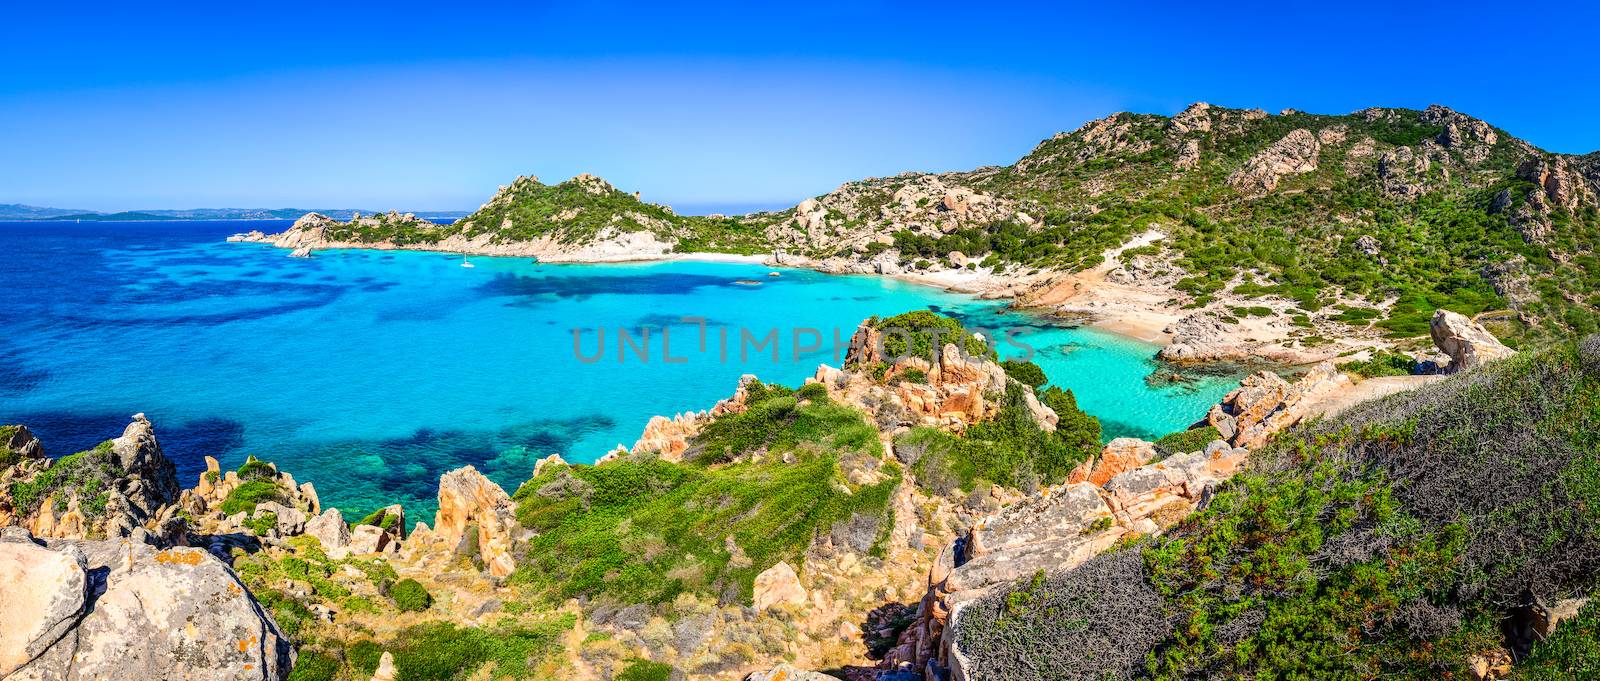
[0,220,1239,518]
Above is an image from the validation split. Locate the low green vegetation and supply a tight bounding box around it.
[234,536,398,641]
[895,380,1101,495]
[5,440,117,519]
[958,336,1600,679]
[867,310,994,363]
[510,386,899,607]
[1338,350,1420,377]
[1152,424,1221,458]
[357,505,401,532]
[289,616,573,681]
[616,659,675,681]
[390,578,433,612]
[1000,359,1048,388]
[236,455,277,481]
[220,479,284,515]
[0,425,20,468]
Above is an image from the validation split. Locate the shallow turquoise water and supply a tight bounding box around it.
[0,221,1238,518]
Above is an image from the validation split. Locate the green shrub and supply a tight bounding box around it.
[236,455,277,481]
[220,480,283,516]
[794,382,829,401]
[343,616,573,681]
[6,440,118,518]
[1000,360,1048,388]
[286,651,340,681]
[868,310,991,363]
[390,578,432,612]
[243,512,278,537]
[1338,351,1419,377]
[617,658,674,681]
[1152,425,1221,457]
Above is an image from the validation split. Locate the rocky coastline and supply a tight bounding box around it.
[1,310,1532,680]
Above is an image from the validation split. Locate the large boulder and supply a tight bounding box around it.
[1077,438,1156,486]
[433,466,519,577]
[1430,309,1514,372]
[744,663,839,681]
[0,531,86,676]
[304,508,351,559]
[0,530,293,679]
[752,561,807,611]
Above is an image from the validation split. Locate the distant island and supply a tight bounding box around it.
[0,204,467,222]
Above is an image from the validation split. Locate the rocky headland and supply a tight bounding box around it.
[4,307,1572,680]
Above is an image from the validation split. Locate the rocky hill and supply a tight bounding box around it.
[234,104,1599,360]
[5,311,1596,679]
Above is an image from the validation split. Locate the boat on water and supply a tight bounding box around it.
[460,255,475,268]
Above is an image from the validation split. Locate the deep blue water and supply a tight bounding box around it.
[0,220,1238,518]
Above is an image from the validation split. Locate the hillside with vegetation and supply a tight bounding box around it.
[953,335,1600,679]
[239,104,1599,352]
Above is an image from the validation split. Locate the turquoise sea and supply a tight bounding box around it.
[0,220,1239,518]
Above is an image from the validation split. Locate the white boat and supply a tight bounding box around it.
[460,255,475,268]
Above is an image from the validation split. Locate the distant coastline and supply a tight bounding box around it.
[0,204,468,222]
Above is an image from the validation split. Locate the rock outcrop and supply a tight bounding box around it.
[808,320,1057,434]
[180,454,321,541]
[752,561,807,611]
[1207,362,1352,449]
[1228,128,1320,197]
[0,529,293,679]
[1,414,184,543]
[1430,309,1514,372]
[896,429,1252,675]
[2,425,43,461]
[621,375,759,460]
[431,466,519,578]
[304,508,352,559]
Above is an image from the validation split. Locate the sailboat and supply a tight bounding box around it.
[460,255,475,268]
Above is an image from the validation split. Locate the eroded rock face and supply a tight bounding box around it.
[819,321,1057,434]
[1430,309,1514,373]
[899,430,1254,674]
[1229,128,1320,197]
[433,466,518,578]
[0,531,292,680]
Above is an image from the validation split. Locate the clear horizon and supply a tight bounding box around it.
[4,1,1597,212]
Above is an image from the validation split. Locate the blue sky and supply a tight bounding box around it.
[3,1,1596,213]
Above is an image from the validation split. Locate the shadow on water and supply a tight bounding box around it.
[287,413,617,518]
[476,271,755,303]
